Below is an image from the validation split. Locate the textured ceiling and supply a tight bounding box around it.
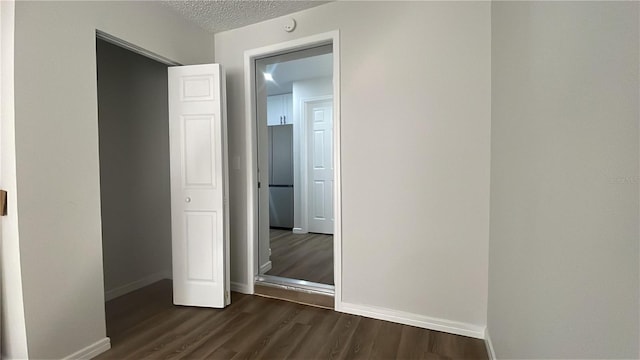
[162,1,330,33]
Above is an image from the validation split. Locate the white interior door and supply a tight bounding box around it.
[307,99,334,234]
[168,64,229,308]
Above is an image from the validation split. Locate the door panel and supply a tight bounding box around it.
[313,130,325,168]
[313,181,326,219]
[168,64,229,308]
[183,115,215,186]
[186,212,217,281]
[182,76,215,101]
[307,99,334,234]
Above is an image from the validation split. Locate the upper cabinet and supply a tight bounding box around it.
[267,93,293,126]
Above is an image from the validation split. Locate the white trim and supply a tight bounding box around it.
[221,65,231,306]
[62,338,110,360]
[244,41,257,295]
[331,32,342,311]
[96,30,180,66]
[338,302,486,340]
[1,1,30,358]
[231,281,251,294]
[485,328,497,360]
[259,260,272,273]
[292,227,307,234]
[104,270,171,301]
[244,31,341,301]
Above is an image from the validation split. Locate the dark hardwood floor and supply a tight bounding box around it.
[96,280,488,360]
[265,229,334,285]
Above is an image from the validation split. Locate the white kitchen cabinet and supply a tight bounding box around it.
[266,93,293,126]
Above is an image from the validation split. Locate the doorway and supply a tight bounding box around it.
[244,32,342,303]
[96,35,174,336]
[97,33,232,346]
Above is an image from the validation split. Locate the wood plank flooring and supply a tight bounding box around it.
[96,280,488,360]
[265,229,334,285]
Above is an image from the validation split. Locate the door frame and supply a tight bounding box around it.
[243,31,342,308]
[96,30,181,66]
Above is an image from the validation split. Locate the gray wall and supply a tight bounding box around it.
[216,1,491,333]
[10,1,638,358]
[13,1,213,358]
[96,39,172,298]
[488,2,639,358]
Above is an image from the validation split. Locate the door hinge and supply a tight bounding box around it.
[258,181,261,189]
[225,291,230,302]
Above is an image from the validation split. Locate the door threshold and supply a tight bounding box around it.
[255,275,334,309]
[255,275,334,295]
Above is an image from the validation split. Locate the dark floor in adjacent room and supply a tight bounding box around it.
[265,228,334,285]
[96,280,488,359]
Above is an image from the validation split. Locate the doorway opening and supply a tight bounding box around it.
[95,33,178,340]
[245,32,342,304]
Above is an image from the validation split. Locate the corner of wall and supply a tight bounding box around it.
[485,327,496,360]
[61,338,110,360]
[231,281,251,294]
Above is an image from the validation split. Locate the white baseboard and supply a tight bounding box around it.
[62,337,110,360]
[104,269,172,301]
[231,281,252,294]
[292,228,307,234]
[338,301,485,339]
[485,328,497,360]
[260,260,272,273]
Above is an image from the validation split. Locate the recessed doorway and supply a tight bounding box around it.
[244,32,342,303]
[257,46,334,288]
[95,32,180,342]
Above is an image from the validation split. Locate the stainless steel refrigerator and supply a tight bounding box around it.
[268,124,294,229]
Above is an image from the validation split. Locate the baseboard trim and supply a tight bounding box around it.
[292,228,306,234]
[485,328,496,359]
[259,261,272,273]
[338,302,485,339]
[62,337,110,360]
[104,270,171,301]
[231,281,252,294]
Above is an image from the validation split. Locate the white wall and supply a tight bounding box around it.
[488,2,639,358]
[291,77,332,232]
[215,1,491,333]
[0,1,29,358]
[13,2,213,358]
[96,39,172,300]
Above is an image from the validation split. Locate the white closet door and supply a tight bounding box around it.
[168,64,229,308]
[308,99,334,235]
